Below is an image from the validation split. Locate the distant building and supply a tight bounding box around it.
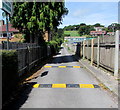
[107,32,114,36]
[64,36,86,43]
[0,20,4,26]
[94,27,104,31]
[90,26,106,36]
[0,20,19,40]
[90,31,106,36]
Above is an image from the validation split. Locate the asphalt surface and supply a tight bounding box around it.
[9,46,118,109]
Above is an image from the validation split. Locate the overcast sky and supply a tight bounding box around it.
[58,2,118,28]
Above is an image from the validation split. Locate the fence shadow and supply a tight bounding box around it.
[2,82,37,110]
[75,43,82,60]
[48,55,78,64]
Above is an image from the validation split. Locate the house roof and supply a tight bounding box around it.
[107,32,113,33]
[0,24,19,32]
[90,31,106,34]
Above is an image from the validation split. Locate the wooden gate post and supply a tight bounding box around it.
[83,40,85,59]
[97,36,100,68]
[91,39,94,65]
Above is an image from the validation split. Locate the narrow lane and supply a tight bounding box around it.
[20,46,117,108]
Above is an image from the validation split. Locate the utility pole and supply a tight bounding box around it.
[6,12,9,50]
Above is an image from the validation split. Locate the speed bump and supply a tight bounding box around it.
[52,84,66,88]
[66,84,79,88]
[79,84,94,88]
[58,66,66,68]
[44,66,52,68]
[40,84,52,88]
[33,84,99,88]
[33,84,40,88]
[44,66,81,68]
[73,66,80,68]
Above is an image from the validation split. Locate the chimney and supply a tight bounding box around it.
[0,20,4,26]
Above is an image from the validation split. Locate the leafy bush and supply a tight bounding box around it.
[2,50,19,103]
[46,38,63,54]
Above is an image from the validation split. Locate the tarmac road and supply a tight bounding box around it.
[15,46,118,109]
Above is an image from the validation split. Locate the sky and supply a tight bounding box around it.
[58,2,118,28]
[0,9,6,23]
[0,2,119,28]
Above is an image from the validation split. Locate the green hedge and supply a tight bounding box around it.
[2,50,19,103]
[46,38,63,54]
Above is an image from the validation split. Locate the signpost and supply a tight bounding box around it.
[0,0,13,50]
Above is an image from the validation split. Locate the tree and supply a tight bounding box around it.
[94,23,104,27]
[108,23,120,32]
[78,25,95,36]
[79,23,86,26]
[57,28,64,38]
[63,24,80,31]
[10,2,68,44]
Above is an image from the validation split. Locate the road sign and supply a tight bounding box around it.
[0,0,13,50]
[1,0,13,15]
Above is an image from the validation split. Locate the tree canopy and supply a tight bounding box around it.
[93,23,104,27]
[10,2,68,44]
[78,25,95,36]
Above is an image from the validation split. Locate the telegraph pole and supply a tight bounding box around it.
[6,12,9,50]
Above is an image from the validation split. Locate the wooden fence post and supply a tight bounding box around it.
[91,39,94,65]
[83,40,85,59]
[114,30,119,77]
[97,36,100,68]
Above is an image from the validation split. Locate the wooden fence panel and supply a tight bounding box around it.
[16,45,52,76]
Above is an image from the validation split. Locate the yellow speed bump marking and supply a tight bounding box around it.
[33,84,40,88]
[44,66,52,68]
[73,66,80,68]
[79,84,94,88]
[58,66,66,68]
[52,84,66,88]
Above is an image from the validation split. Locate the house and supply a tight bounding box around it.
[90,31,106,36]
[94,27,104,31]
[90,26,106,36]
[107,32,114,36]
[0,20,19,40]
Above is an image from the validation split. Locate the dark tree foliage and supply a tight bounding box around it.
[93,23,104,27]
[108,23,120,32]
[64,25,80,31]
[10,2,68,44]
[78,25,95,36]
